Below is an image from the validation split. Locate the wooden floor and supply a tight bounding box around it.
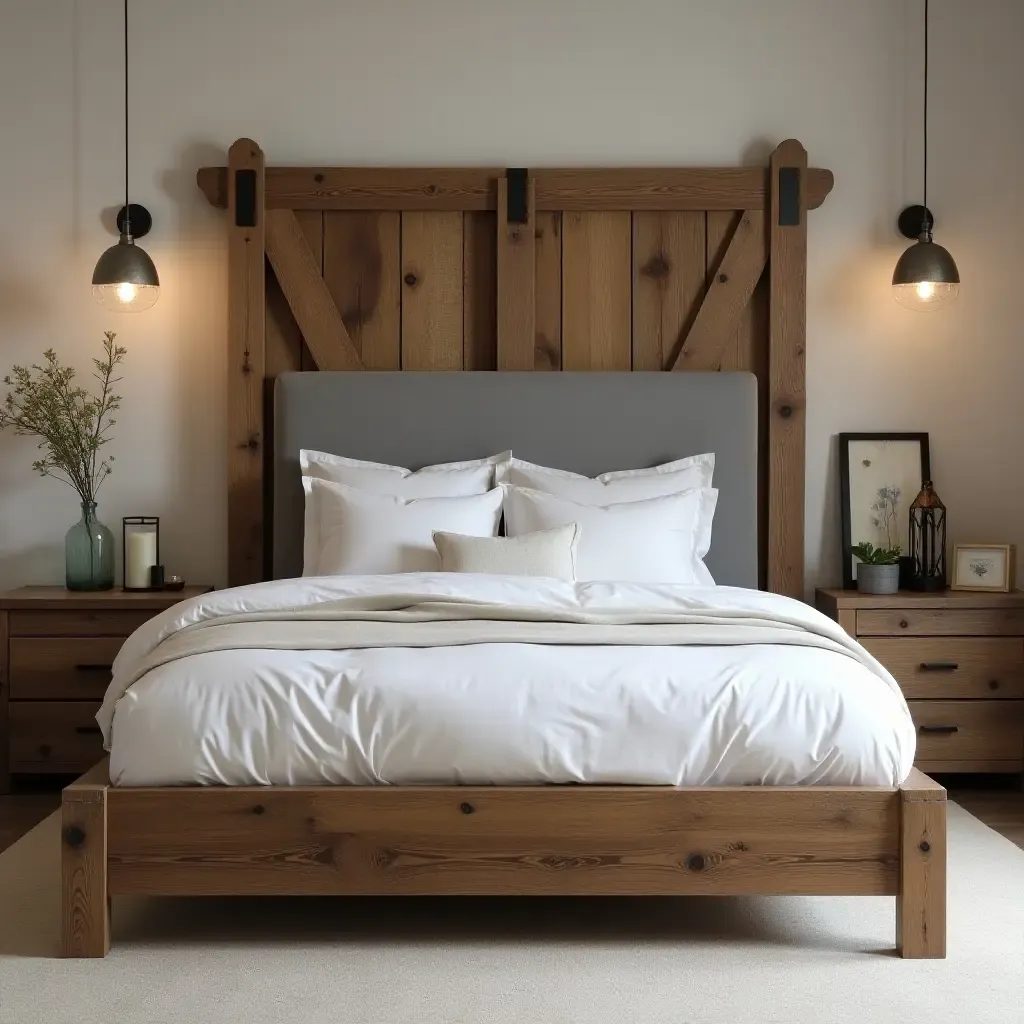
[1,773,1022,857]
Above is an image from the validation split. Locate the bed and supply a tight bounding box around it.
[61,140,946,960]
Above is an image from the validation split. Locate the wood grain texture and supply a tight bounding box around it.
[496,176,536,370]
[897,781,946,958]
[265,209,363,371]
[561,212,631,370]
[632,211,706,371]
[227,138,266,588]
[857,607,1024,637]
[907,700,1024,761]
[0,586,212,610]
[767,140,808,599]
[106,785,898,897]
[8,610,155,637]
[401,212,465,369]
[672,211,766,371]
[265,211,322,376]
[860,637,1024,699]
[0,611,8,793]
[323,212,401,370]
[9,637,123,699]
[705,211,764,373]
[463,212,497,370]
[533,212,562,370]
[815,587,1024,610]
[9,701,104,773]
[198,165,835,213]
[62,779,109,957]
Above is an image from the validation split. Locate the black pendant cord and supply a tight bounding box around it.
[123,0,130,237]
[923,0,928,220]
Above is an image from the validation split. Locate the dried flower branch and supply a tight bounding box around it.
[0,332,126,507]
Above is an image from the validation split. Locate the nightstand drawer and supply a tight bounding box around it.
[862,638,1024,698]
[857,608,1024,637]
[9,701,105,773]
[9,610,153,637]
[908,699,1024,762]
[8,637,123,699]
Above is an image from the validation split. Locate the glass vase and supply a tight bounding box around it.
[65,501,115,591]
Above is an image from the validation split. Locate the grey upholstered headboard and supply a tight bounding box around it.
[274,372,758,587]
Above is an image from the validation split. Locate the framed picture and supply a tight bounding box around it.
[838,433,930,589]
[951,544,1016,592]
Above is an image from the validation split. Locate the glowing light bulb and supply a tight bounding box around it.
[116,282,138,304]
[915,281,936,301]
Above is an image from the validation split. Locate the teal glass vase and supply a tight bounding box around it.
[65,501,115,591]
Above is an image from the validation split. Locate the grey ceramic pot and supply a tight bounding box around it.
[856,562,900,595]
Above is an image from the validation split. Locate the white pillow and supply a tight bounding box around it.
[301,451,507,573]
[501,484,717,585]
[494,453,714,503]
[304,478,503,576]
[433,525,580,580]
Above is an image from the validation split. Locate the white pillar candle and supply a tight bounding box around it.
[125,530,158,589]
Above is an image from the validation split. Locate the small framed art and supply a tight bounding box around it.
[950,544,1016,593]
[838,433,930,589]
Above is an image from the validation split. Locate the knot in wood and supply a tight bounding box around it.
[919,840,931,853]
[404,273,418,288]
[778,405,793,419]
[989,679,1000,690]
[64,826,86,849]
[252,804,266,816]
[313,173,325,184]
[641,255,670,281]
[718,273,729,284]
[687,853,706,872]
[899,619,909,630]
[424,184,438,196]
[460,802,475,815]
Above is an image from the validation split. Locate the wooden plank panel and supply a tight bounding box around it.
[463,212,497,370]
[534,212,562,370]
[908,700,1024,762]
[706,210,762,372]
[898,781,946,958]
[107,786,898,897]
[265,210,363,371]
[9,637,123,699]
[266,211,321,377]
[672,210,766,371]
[767,140,808,598]
[632,212,706,370]
[857,607,1024,637]
[496,176,536,370]
[197,166,836,213]
[400,212,464,369]
[0,612,8,793]
[8,610,153,637]
[561,212,631,370]
[322,212,401,370]
[226,138,265,588]
[62,782,109,957]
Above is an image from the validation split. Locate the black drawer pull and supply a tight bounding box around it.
[919,662,958,672]
[75,663,114,673]
[919,724,959,735]
[74,725,103,736]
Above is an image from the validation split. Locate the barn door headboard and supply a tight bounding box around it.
[197,140,833,596]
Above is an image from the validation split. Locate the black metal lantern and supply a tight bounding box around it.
[908,481,946,591]
[123,517,161,591]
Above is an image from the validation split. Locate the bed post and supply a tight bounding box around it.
[227,138,267,587]
[897,768,947,958]
[61,762,111,958]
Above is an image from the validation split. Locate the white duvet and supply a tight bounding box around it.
[101,574,916,787]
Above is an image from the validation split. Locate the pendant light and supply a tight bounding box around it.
[892,0,959,311]
[91,0,159,313]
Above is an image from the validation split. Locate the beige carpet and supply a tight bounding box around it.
[0,805,1022,1024]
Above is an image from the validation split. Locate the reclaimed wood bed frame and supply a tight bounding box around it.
[61,138,947,959]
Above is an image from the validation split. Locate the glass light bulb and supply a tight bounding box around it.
[116,282,138,304]
[892,280,959,312]
[915,281,936,301]
[92,282,160,313]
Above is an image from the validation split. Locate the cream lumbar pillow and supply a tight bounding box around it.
[433,525,580,581]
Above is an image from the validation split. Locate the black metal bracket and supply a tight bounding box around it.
[898,204,933,239]
[234,169,258,228]
[116,203,152,238]
[506,168,528,225]
[777,167,801,227]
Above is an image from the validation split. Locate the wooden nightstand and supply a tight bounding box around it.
[816,588,1024,775]
[0,585,212,791]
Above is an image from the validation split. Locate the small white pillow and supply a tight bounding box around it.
[495,453,714,503]
[501,484,717,585]
[433,525,580,580]
[305,478,503,576]
[300,451,507,574]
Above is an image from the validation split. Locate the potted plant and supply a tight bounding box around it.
[852,542,901,595]
[1,332,126,590]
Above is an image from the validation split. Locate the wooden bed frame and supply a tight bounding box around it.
[60,139,947,958]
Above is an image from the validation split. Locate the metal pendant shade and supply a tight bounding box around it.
[91,0,159,313]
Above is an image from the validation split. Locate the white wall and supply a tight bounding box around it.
[1,0,1022,592]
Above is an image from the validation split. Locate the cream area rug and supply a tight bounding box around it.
[1,804,1022,1024]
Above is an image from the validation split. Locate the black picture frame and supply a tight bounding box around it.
[838,432,931,589]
